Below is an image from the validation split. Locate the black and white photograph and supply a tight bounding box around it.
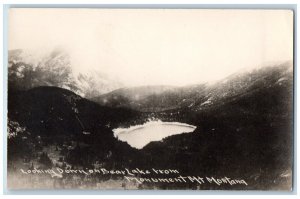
[6,8,294,190]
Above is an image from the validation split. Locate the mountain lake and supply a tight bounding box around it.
[112,120,196,149]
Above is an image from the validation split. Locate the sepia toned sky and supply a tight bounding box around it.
[8,9,293,86]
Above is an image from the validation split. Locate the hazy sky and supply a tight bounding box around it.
[8,9,293,86]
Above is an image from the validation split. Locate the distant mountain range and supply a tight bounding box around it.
[8,49,123,98]
[92,62,293,112]
[9,49,292,113]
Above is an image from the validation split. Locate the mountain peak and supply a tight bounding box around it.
[8,48,124,98]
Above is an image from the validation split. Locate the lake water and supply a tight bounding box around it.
[112,120,196,149]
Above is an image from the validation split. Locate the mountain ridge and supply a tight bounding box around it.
[92,62,293,112]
